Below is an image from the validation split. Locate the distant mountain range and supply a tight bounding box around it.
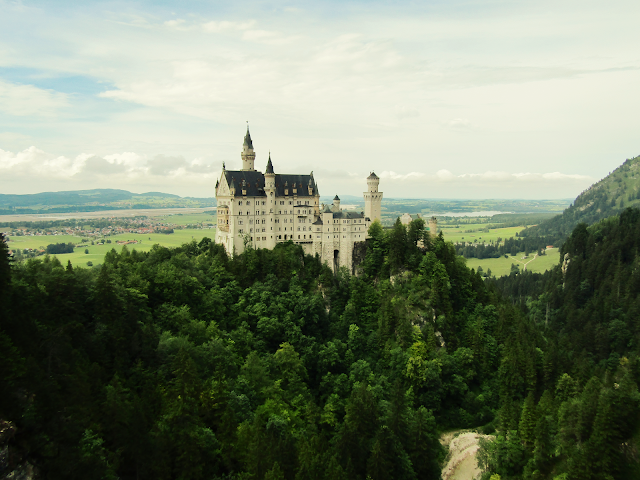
[522,154,640,240]
[0,189,216,215]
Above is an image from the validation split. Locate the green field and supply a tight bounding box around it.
[7,229,215,267]
[440,224,526,244]
[465,248,561,277]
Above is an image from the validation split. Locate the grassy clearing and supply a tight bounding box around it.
[441,225,525,244]
[465,248,560,277]
[8,229,215,267]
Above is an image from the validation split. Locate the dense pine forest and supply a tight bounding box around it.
[2,213,640,479]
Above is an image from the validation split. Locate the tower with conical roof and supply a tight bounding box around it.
[241,125,256,171]
[364,171,382,222]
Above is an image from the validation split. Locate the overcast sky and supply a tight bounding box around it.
[0,0,639,199]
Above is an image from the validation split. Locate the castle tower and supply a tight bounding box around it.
[364,171,382,222]
[332,195,341,212]
[265,153,275,189]
[429,216,438,238]
[265,154,276,248]
[241,126,256,171]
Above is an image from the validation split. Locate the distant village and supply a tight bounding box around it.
[2,216,212,259]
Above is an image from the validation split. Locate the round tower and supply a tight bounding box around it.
[241,126,256,171]
[429,216,438,238]
[265,153,276,249]
[364,171,382,222]
[332,194,341,212]
[367,172,380,193]
[265,153,275,189]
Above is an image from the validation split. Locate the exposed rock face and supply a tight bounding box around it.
[441,431,493,480]
[0,420,39,480]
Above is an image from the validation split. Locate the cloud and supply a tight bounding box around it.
[0,80,68,116]
[0,147,220,194]
[395,105,419,120]
[446,118,471,129]
[201,20,256,33]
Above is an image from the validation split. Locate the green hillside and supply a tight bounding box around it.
[0,189,217,214]
[522,154,640,239]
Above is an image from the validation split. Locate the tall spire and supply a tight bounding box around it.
[265,151,274,174]
[243,123,253,149]
[241,123,256,171]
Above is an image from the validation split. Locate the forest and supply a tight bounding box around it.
[1,213,640,479]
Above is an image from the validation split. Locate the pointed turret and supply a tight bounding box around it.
[243,126,253,149]
[241,125,256,171]
[265,152,276,191]
[332,195,341,212]
[265,153,274,174]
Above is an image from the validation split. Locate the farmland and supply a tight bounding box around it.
[465,248,561,277]
[6,229,214,268]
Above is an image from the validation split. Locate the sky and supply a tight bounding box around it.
[0,0,639,199]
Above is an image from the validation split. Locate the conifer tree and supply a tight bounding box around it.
[518,392,537,449]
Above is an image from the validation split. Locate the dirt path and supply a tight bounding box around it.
[441,430,492,480]
[514,253,537,271]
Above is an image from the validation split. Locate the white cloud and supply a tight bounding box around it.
[0,147,220,194]
[201,20,256,33]
[0,80,68,116]
[395,105,420,119]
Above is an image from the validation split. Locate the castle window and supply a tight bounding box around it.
[239,220,243,225]
[298,235,300,239]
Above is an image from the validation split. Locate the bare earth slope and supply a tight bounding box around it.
[441,431,493,480]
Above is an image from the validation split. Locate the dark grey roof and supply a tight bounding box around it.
[333,195,340,201]
[223,170,317,198]
[275,174,316,197]
[265,155,274,174]
[368,171,379,180]
[243,127,253,149]
[332,211,365,219]
[312,218,323,225]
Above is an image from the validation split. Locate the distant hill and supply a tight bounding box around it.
[0,189,134,207]
[0,189,216,215]
[138,191,180,198]
[521,154,640,240]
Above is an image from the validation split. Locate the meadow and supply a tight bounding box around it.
[7,229,214,268]
[465,248,561,277]
[440,224,525,244]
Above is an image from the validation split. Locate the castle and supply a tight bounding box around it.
[215,127,383,272]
